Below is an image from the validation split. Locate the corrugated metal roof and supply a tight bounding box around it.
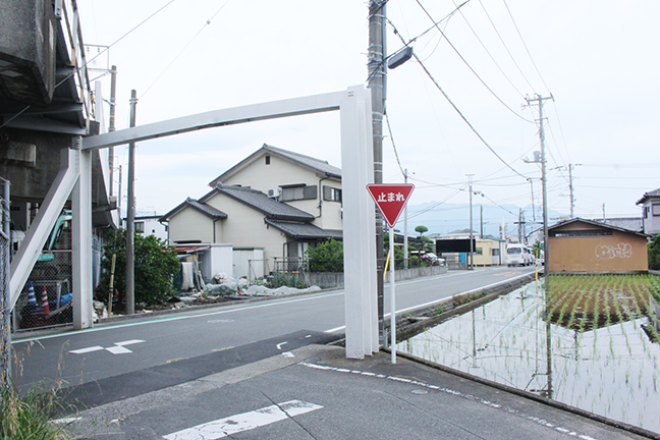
[549,217,648,238]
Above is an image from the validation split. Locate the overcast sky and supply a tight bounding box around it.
[78,0,660,232]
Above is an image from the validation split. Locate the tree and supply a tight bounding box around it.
[306,238,343,272]
[649,234,660,271]
[98,230,181,307]
[413,225,432,254]
[414,225,428,236]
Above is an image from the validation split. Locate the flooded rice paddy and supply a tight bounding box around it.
[398,274,660,434]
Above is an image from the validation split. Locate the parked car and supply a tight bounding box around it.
[421,253,445,266]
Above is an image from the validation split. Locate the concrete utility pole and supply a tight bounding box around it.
[524,94,553,268]
[368,0,387,345]
[126,90,137,315]
[108,65,117,197]
[467,174,474,269]
[403,169,409,269]
[568,164,574,218]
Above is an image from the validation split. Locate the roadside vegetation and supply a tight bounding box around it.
[96,229,181,309]
[1,384,74,440]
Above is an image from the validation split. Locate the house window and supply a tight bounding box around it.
[323,186,342,202]
[491,248,500,257]
[265,155,271,165]
[135,221,144,233]
[653,204,660,216]
[281,184,317,201]
[475,247,483,255]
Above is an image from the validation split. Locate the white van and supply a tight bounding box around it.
[505,244,533,267]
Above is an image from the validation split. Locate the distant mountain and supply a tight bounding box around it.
[396,201,567,240]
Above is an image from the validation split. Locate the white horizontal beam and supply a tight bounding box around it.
[82,90,345,151]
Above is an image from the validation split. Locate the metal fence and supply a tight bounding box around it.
[13,251,73,331]
[272,258,308,273]
[1,177,10,388]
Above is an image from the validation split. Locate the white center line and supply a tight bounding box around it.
[162,400,322,440]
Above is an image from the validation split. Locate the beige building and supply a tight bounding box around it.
[548,218,649,273]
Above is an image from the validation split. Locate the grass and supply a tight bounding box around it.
[1,383,74,440]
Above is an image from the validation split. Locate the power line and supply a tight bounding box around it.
[0,0,178,130]
[141,0,230,99]
[473,0,534,95]
[414,0,534,123]
[411,50,530,180]
[502,0,551,94]
[384,113,406,178]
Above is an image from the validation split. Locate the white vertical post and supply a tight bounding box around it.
[72,138,93,329]
[341,86,377,359]
[389,224,396,364]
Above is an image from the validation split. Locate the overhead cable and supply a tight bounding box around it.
[414,0,534,123]
[502,0,551,94]
[141,0,231,99]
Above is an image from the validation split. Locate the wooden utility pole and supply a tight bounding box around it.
[368,0,387,345]
[126,90,137,315]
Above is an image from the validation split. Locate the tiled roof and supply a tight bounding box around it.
[209,143,341,187]
[213,185,314,221]
[263,144,341,178]
[593,217,643,233]
[636,188,660,205]
[265,219,343,240]
[160,197,227,222]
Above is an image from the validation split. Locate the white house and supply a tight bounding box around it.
[637,188,660,236]
[160,144,343,278]
[128,215,168,242]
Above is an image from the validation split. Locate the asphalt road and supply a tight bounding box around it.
[12,266,536,397]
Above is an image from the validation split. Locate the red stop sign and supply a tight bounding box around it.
[366,184,415,228]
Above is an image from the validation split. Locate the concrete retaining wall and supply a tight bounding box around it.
[304,265,449,289]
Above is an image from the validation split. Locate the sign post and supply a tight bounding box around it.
[367,183,414,363]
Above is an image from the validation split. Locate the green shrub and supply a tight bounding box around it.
[648,234,660,271]
[98,229,181,307]
[306,238,343,273]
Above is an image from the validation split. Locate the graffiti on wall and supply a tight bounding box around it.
[595,243,633,261]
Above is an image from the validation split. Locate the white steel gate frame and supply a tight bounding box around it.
[9,85,378,359]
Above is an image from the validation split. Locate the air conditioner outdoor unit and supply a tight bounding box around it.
[267,188,280,198]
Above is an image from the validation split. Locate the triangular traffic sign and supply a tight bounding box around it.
[367,183,415,228]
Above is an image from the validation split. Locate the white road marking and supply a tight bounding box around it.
[69,340,145,355]
[281,351,294,358]
[276,341,288,350]
[162,400,322,440]
[69,346,104,354]
[301,362,602,440]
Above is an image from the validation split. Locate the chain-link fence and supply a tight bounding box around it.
[13,251,73,331]
[1,177,11,389]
